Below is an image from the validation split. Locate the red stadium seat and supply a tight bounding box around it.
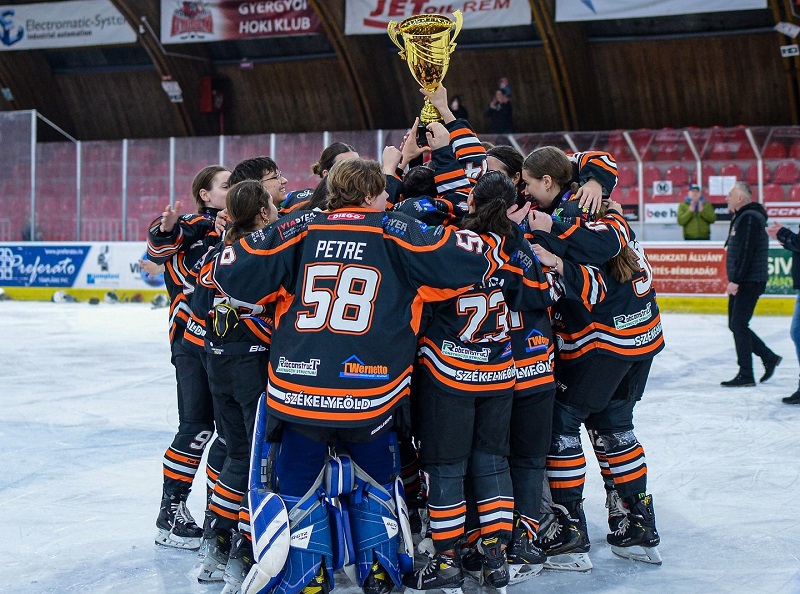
[734,142,755,160]
[708,142,732,161]
[654,143,681,161]
[617,165,636,188]
[762,141,787,159]
[665,165,689,186]
[789,143,800,160]
[773,161,800,184]
[702,164,716,189]
[790,184,800,202]
[762,184,785,202]
[719,163,743,179]
[643,165,662,188]
[744,163,771,185]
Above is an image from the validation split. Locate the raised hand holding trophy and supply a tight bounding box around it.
[388,11,463,146]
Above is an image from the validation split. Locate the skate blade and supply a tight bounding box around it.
[154,529,201,551]
[611,544,662,565]
[543,552,592,572]
[508,562,544,584]
[404,588,463,594]
[198,562,228,583]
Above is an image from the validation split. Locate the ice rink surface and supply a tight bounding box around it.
[2,301,799,594]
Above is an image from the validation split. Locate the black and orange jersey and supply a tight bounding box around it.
[211,207,514,429]
[534,209,633,267]
[146,208,221,343]
[418,226,554,397]
[552,238,664,363]
[508,307,556,397]
[188,242,273,354]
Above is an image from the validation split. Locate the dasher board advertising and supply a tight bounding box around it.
[555,0,767,22]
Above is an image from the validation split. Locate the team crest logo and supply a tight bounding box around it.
[171,1,213,38]
[340,355,389,380]
[525,329,549,353]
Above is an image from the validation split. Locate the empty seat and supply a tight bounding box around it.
[734,143,756,160]
[762,141,787,159]
[665,164,689,186]
[744,163,771,185]
[702,164,716,190]
[762,184,785,202]
[773,161,800,184]
[643,165,662,188]
[789,143,800,160]
[654,143,681,161]
[719,163,743,179]
[790,184,800,202]
[708,142,732,161]
[617,165,636,188]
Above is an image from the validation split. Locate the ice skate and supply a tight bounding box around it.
[362,559,393,594]
[402,550,464,594]
[605,490,628,533]
[608,494,662,565]
[197,530,231,583]
[539,503,592,572]
[506,516,545,584]
[301,565,331,594]
[478,537,509,594]
[154,493,203,550]
[221,532,254,594]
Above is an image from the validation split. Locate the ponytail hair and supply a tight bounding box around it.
[461,171,516,238]
[312,142,357,177]
[595,202,640,283]
[225,180,272,244]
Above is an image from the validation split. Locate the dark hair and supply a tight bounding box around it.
[191,165,229,211]
[487,145,525,205]
[326,159,386,210]
[522,146,575,193]
[229,156,278,186]
[402,165,437,199]
[460,171,516,238]
[312,142,357,177]
[225,180,273,244]
[304,176,331,210]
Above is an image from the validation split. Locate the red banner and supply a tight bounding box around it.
[161,0,321,44]
[645,244,728,295]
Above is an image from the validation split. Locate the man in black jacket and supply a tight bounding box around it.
[768,220,800,403]
[721,182,781,387]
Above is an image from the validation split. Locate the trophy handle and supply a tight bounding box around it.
[387,21,406,60]
[450,10,463,50]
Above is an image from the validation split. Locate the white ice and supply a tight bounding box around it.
[2,301,799,593]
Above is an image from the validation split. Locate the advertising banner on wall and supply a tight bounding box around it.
[0,0,135,51]
[555,0,767,22]
[644,244,792,296]
[161,0,321,44]
[344,0,532,35]
[765,202,800,222]
[0,243,162,290]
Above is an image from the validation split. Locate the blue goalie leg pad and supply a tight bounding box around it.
[348,480,404,589]
[273,494,335,594]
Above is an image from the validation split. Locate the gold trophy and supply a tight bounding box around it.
[388,11,463,145]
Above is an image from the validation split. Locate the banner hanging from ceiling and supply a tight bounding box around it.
[0,0,135,51]
[555,0,767,22]
[160,0,321,44]
[344,0,532,35]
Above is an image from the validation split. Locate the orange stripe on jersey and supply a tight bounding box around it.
[214,483,244,502]
[547,457,585,468]
[422,338,515,371]
[432,527,465,542]
[209,503,238,520]
[613,467,647,484]
[515,375,554,391]
[270,365,413,397]
[242,229,307,256]
[556,221,580,240]
[165,450,201,466]
[410,294,425,336]
[592,315,661,336]
[476,499,514,513]
[580,266,593,303]
[282,200,310,213]
[549,478,585,489]
[481,521,513,535]
[420,359,516,393]
[435,170,465,182]
[267,389,407,423]
[558,334,664,360]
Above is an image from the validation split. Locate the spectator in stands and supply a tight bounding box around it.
[677,184,716,240]
[486,89,513,135]
[767,221,800,404]
[21,219,44,241]
[721,182,782,387]
[498,76,511,98]
[449,95,469,121]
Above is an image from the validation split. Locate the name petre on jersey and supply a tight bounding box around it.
[146,209,221,343]
[211,207,515,429]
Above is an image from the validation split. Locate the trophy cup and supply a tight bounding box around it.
[388,11,463,146]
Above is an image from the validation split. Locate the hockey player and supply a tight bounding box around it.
[190,180,279,592]
[212,150,523,594]
[531,201,664,567]
[280,142,359,214]
[147,165,230,551]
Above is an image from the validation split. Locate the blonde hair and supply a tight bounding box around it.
[326,159,386,210]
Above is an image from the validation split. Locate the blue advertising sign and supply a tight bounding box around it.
[0,245,90,286]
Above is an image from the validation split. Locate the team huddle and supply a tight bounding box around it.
[146,86,664,594]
